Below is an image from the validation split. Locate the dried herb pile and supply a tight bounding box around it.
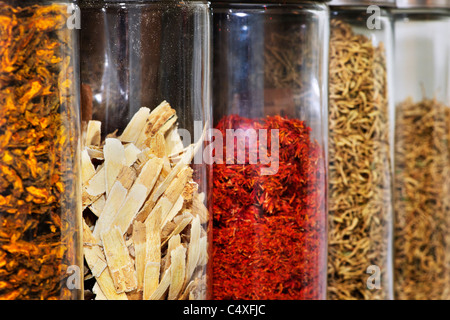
[0,3,80,300]
[263,23,319,120]
[394,97,450,300]
[327,19,393,300]
[82,102,209,300]
[213,115,327,300]
[264,28,312,97]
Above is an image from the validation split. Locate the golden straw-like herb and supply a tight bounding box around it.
[394,97,450,300]
[327,19,393,300]
[0,3,80,300]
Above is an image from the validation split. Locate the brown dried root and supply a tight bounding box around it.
[327,19,393,300]
[82,101,209,300]
[394,97,450,300]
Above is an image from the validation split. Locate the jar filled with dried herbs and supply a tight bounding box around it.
[0,0,83,299]
[327,0,395,300]
[79,0,212,300]
[211,0,329,300]
[393,0,450,300]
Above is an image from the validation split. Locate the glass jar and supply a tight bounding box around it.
[327,0,395,300]
[79,0,211,300]
[211,1,329,300]
[392,0,450,300]
[0,0,82,300]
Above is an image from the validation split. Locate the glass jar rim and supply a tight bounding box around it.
[396,0,450,8]
[80,0,208,3]
[328,0,395,7]
[209,0,330,3]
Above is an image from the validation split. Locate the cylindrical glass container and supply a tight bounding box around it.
[327,0,395,300]
[79,0,211,300]
[392,0,450,300]
[211,1,329,300]
[0,1,82,300]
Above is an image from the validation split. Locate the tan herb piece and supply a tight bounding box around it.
[82,149,96,184]
[112,157,163,235]
[82,102,209,300]
[132,220,146,291]
[104,138,126,196]
[394,97,450,300]
[119,107,151,144]
[143,206,162,299]
[168,245,186,300]
[83,221,128,300]
[101,226,138,293]
[327,19,393,300]
[85,120,101,147]
[149,267,171,300]
[185,216,201,283]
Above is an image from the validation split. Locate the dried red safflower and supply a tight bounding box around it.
[212,114,327,300]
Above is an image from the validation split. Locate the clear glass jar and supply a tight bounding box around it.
[79,0,211,300]
[0,0,82,300]
[392,0,450,300]
[211,1,329,300]
[327,0,395,300]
